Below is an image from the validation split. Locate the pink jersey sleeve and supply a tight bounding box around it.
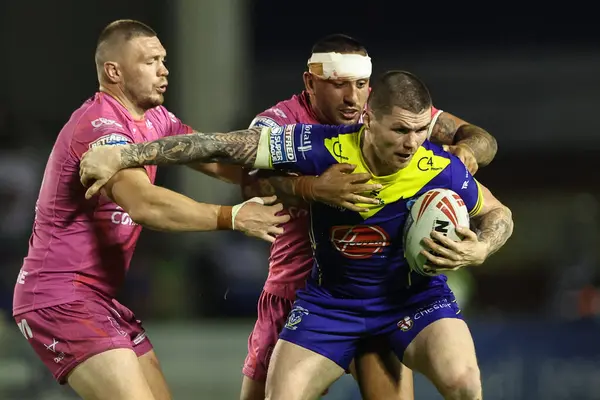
[70,115,135,160]
[149,106,193,137]
[248,106,291,128]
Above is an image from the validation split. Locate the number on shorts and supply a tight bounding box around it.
[17,319,33,340]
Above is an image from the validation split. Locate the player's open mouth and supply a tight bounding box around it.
[340,109,359,119]
[156,84,168,93]
[395,153,411,161]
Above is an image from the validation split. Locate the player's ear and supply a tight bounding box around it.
[303,72,315,95]
[103,61,122,84]
[363,110,373,129]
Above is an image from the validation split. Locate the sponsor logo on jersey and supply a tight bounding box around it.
[283,124,296,163]
[89,133,131,149]
[270,124,296,164]
[330,225,390,259]
[91,117,123,129]
[298,124,312,157]
[250,116,281,129]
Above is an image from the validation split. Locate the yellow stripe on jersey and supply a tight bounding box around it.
[469,179,484,217]
[324,130,451,220]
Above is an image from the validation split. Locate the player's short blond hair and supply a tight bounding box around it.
[95,19,157,66]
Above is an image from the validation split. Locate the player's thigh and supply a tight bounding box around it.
[67,348,155,400]
[352,340,415,400]
[241,290,293,400]
[269,299,360,400]
[139,349,171,400]
[403,317,480,395]
[266,339,344,400]
[240,376,266,400]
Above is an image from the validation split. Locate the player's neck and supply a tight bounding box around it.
[99,85,146,120]
[361,130,400,177]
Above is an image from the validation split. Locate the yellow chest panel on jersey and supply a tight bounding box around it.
[323,131,450,219]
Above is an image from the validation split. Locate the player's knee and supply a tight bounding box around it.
[439,365,481,400]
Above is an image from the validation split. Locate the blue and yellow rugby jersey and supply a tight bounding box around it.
[267,123,484,299]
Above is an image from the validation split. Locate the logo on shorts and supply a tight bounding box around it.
[397,316,414,332]
[107,316,128,337]
[44,338,66,363]
[330,225,391,259]
[414,298,458,320]
[284,305,309,331]
[17,319,33,339]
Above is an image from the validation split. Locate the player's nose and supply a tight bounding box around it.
[344,85,359,105]
[403,131,420,151]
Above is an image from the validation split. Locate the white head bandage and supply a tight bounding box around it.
[307,52,372,80]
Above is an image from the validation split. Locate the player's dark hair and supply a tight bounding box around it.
[368,71,432,117]
[311,34,367,55]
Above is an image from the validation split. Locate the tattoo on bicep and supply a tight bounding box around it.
[120,128,263,168]
[429,113,457,145]
[454,125,498,167]
[474,206,514,256]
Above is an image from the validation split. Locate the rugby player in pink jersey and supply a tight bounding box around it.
[12,19,289,400]
[239,35,498,400]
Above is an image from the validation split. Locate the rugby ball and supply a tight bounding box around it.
[403,189,470,276]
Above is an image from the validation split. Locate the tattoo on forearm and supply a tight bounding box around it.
[269,176,297,197]
[429,113,457,145]
[267,176,305,207]
[474,206,513,256]
[454,124,498,167]
[119,128,262,169]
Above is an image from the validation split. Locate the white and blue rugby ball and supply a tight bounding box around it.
[403,189,470,276]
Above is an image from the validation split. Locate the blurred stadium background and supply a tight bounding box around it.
[0,1,599,399]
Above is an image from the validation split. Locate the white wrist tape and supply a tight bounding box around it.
[307,52,372,80]
[231,196,265,230]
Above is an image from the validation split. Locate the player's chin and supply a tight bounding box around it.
[335,116,361,126]
[394,153,413,168]
[148,94,165,107]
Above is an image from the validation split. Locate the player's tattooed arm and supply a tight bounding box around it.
[119,128,263,168]
[453,124,497,167]
[472,204,513,257]
[429,112,498,167]
[242,172,305,208]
